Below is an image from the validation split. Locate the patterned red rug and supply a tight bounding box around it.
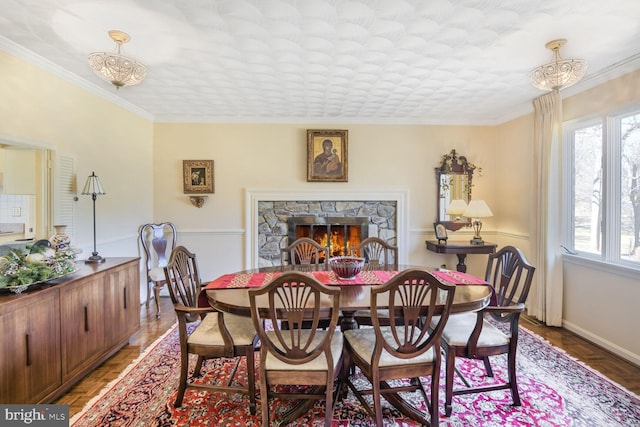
[70,323,640,426]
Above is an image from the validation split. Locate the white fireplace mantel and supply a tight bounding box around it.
[245,188,409,268]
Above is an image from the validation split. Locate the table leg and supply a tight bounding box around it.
[455,254,467,273]
[340,310,358,331]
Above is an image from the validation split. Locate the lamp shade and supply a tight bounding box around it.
[81,172,106,195]
[463,199,493,218]
[445,199,468,216]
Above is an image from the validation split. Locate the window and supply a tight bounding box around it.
[564,109,640,268]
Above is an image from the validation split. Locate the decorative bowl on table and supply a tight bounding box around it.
[329,256,365,280]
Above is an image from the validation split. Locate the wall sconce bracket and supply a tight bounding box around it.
[189,196,207,208]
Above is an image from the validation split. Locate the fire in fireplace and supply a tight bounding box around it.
[287,217,369,258]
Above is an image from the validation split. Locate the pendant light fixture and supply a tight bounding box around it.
[88,30,147,89]
[529,39,587,92]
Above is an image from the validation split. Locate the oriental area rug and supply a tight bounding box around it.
[70,323,640,427]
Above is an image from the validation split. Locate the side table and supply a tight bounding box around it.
[425,240,497,273]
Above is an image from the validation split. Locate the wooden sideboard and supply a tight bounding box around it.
[0,257,140,404]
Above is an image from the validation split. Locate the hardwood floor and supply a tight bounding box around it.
[56,298,640,418]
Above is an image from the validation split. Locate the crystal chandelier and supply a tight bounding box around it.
[88,30,147,89]
[529,39,587,91]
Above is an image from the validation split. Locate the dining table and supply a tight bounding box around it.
[201,264,493,331]
[201,264,493,424]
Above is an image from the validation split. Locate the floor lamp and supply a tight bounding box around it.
[82,171,106,263]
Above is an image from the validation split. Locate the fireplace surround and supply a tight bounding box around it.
[245,189,409,268]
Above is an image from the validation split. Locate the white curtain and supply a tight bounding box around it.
[530,91,564,326]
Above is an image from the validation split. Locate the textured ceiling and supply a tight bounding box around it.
[2,0,640,125]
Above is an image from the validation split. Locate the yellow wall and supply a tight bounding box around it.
[153,123,498,278]
[0,50,154,258]
[564,68,640,121]
[492,113,535,256]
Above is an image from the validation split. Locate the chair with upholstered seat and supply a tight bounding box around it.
[248,271,345,427]
[280,237,330,271]
[164,246,258,413]
[438,245,535,417]
[344,269,456,427]
[139,222,177,318]
[349,237,399,327]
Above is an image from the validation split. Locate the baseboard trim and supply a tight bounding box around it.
[562,319,640,367]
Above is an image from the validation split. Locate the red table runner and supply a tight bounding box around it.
[203,268,487,290]
[430,269,487,285]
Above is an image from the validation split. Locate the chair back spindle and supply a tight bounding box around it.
[349,237,398,271]
[280,237,330,271]
[373,269,455,360]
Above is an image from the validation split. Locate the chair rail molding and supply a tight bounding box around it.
[245,188,409,269]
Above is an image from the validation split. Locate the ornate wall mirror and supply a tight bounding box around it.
[435,149,476,231]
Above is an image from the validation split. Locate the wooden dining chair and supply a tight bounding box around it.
[438,245,535,417]
[163,246,258,413]
[139,222,177,318]
[344,269,456,427]
[349,237,399,327]
[248,271,345,427]
[280,237,330,271]
[349,236,398,271]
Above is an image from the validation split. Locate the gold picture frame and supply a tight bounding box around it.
[183,160,214,194]
[307,129,348,182]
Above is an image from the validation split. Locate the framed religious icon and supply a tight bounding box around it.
[183,160,214,194]
[307,129,348,182]
[434,222,448,244]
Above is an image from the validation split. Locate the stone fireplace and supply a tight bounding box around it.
[256,200,396,267]
[245,189,409,268]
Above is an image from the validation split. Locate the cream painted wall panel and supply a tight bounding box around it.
[563,69,640,122]
[494,114,534,242]
[153,123,498,268]
[0,51,154,261]
[563,261,640,364]
[177,231,244,282]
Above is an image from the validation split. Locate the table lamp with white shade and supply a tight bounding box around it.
[445,199,468,221]
[463,199,493,245]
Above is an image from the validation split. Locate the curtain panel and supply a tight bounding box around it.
[530,91,564,326]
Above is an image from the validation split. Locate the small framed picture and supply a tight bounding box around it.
[434,222,448,243]
[307,129,348,182]
[183,160,214,194]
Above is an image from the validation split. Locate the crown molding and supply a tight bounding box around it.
[0,36,154,121]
